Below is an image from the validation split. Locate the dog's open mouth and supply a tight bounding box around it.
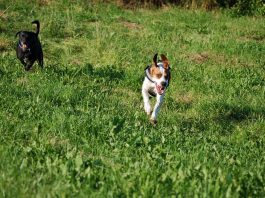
[20,43,28,51]
[156,84,165,95]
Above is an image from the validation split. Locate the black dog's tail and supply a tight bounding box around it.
[31,20,40,35]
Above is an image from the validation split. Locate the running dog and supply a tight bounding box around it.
[142,54,171,125]
[15,20,43,71]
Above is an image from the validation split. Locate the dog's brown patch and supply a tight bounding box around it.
[150,54,170,79]
[161,54,169,69]
[150,65,162,78]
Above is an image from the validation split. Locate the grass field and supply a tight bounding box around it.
[0,0,265,197]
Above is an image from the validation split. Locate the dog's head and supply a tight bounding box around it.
[149,54,170,95]
[15,31,35,52]
[15,20,40,52]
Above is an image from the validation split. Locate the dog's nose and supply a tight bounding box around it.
[161,81,167,87]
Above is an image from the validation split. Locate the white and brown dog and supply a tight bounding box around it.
[142,54,171,125]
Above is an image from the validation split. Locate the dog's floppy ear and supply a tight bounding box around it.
[15,31,21,38]
[152,53,158,67]
[161,54,169,69]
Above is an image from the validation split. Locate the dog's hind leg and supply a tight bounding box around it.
[38,57,43,68]
[38,50,44,68]
[25,65,33,71]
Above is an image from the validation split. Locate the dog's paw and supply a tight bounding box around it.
[147,110,153,116]
[150,119,157,126]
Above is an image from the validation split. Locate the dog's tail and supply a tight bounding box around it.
[31,20,40,35]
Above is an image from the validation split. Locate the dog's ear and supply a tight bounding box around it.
[152,53,158,67]
[161,54,169,69]
[15,31,21,38]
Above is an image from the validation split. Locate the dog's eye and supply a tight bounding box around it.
[156,74,162,78]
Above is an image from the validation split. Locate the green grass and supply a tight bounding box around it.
[0,0,265,197]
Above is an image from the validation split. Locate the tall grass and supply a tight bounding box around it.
[118,0,218,9]
[114,0,265,15]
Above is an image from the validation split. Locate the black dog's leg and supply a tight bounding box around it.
[20,59,33,71]
[25,63,34,71]
[25,66,30,71]
[20,59,27,68]
[24,60,34,71]
[38,58,43,68]
[38,51,44,68]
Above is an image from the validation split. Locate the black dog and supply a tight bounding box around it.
[15,20,43,71]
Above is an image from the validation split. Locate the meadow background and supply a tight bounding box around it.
[0,0,265,197]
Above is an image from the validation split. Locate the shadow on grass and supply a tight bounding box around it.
[213,103,265,134]
[111,115,126,134]
[215,104,264,121]
[178,103,265,135]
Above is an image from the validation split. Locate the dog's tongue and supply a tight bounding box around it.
[156,85,165,95]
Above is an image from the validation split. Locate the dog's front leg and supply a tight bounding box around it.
[25,62,33,71]
[150,94,164,124]
[142,89,152,115]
